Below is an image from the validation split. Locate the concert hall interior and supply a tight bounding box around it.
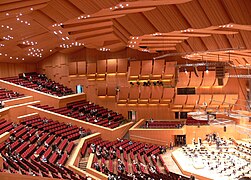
[0,0,251,180]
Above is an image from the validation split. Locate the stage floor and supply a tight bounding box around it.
[172,141,251,180]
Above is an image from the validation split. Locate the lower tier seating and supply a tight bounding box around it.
[0,115,91,179]
[81,138,189,180]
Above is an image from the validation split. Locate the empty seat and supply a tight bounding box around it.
[220,94,238,109]
[176,72,189,87]
[128,86,140,103]
[151,59,165,80]
[117,87,129,104]
[162,61,176,82]
[201,71,216,87]
[172,95,187,109]
[149,86,163,104]
[138,87,151,104]
[160,88,174,104]
[188,71,203,87]
[209,94,225,109]
[129,61,141,81]
[198,94,212,107]
[184,95,200,109]
[140,60,152,80]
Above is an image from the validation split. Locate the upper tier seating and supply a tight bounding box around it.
[0,88,24,102]
[83,138,189,180]
[1,72,74,97]
[0,115,89,179]
[33,100,126,129]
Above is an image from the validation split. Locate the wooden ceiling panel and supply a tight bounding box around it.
[0,0,250,63]
[157,5,190,31]
[67,0,101,14]
[176,0,211,28]
[198,0,231,25]
[222,0,251,25]
[212,34,232,49]
[226,33,246,50]
[239,31,251,49]
[127,13,157,34]
[112,19,131,38]
[40,5,68,23]
[30,10,56,27]
[116,16,144,36]
[0,0,49,12]
[200,36,219,50]
[143,8,174,32]
[92,0,119,9]
[49,0,82,19]
[0,0,23,5]
[184,37,208,51]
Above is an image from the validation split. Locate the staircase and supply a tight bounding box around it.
[79,158,88,171]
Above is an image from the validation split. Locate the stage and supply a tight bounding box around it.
[171,141,251,180]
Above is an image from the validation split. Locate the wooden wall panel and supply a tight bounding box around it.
[87,62,96,74]
[69,62,77,75]
[97,60,106,74]
[0,63,37,78]
[117,58,127,73]
[107,59,117,73]
[77,61,86,75]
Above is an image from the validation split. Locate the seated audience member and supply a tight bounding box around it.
[0,101,5,108]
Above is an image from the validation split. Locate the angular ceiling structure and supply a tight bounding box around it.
[0,0,250,66]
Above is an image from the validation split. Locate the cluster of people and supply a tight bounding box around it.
[18,72,74,96]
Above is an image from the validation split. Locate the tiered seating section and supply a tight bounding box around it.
[81,138,189,180]
[0,88,24,102]
[1,72,74,97]
[33,100,125,129]
[141,120,184,129]
[0,115,90,179]
[0,119,15,135]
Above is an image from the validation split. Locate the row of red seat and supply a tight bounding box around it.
[0,88,24,102]
[33,100,126,129]
[2,72,74,97]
